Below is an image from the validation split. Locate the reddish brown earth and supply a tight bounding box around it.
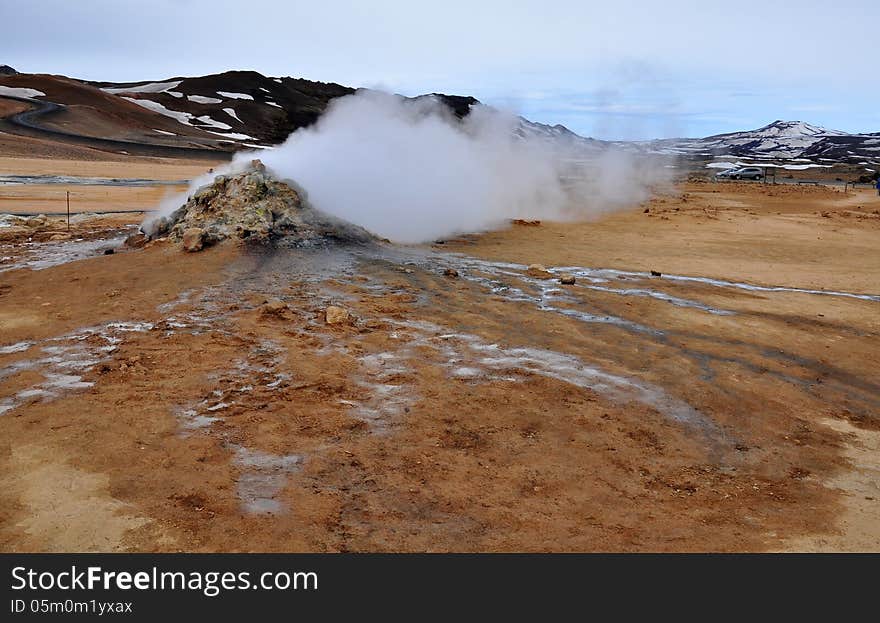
[0,171,878,552]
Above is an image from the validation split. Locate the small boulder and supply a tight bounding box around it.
[124,233,148,248]
[182,227,207,252]
[443,268,459,278]
[650,270,662,277]
[325,306,351,325]
[48,233,71,242]
[559,274,576,285]
[526,264,552,279]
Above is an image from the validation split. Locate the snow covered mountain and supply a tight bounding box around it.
[646,120,856,160]
[515,118,605,153]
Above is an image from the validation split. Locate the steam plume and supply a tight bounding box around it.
[149,90,672,243]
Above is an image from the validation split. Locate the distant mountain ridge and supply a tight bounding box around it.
[0,67,877,164]
[646,120,879,162]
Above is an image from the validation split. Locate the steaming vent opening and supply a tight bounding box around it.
[141,159,377,251]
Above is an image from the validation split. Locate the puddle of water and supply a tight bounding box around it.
[394,319,721,437]
[0,341,33,354]
[168,337,304,515]
[0,174,188,187]
[230,444,302,515]
[0,321,153,415]
[0,236,127,273]
[554,266,880,303]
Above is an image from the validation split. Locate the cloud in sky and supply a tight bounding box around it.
[1,0,877,138]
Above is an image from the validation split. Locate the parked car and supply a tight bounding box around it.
[715,167,764,180]
[714,168,739,179]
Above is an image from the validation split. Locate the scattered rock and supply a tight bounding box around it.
[261,299,288,317]
[443,268,459,278]
[124,233,148,248]
[102,248,115,255]
[526,264,552,279]
[182,227,207,252]
[650,270,662,277]
[325,306,351,325]
[512,219,541,226]
[559,274,576,285]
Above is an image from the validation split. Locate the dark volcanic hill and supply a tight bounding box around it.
[89,70,355,147]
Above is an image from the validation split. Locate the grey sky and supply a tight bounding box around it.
[2,0,877,139]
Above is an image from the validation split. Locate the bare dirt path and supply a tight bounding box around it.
[0,94,233,160]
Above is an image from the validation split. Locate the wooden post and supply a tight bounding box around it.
[66,191,70,231]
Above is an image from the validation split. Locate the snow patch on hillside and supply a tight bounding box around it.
[217,91,253,100]
[223,107,242,123]
[208,131,256,141]
[195,115,232,130]
[104,81,181,94]
[121,97,195,126]
[188,95,222,104]
[0,86,45,98]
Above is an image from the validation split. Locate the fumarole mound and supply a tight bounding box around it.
[143,160,375,249]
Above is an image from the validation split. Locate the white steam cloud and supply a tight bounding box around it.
[149,90,672,243]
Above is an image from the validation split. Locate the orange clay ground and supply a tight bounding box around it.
[1,163,878,552]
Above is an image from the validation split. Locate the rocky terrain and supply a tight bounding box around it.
[144,160,374,249]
